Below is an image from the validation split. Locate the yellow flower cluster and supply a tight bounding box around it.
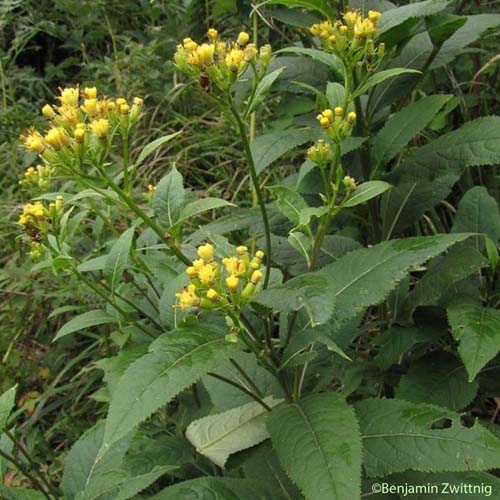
[310,10,384,63]
[19,86,143,178]
[175,243,264,311]
[316,107,356,142]
[18,195,63,228]
[18,164,54,189]
[174,28,272,89]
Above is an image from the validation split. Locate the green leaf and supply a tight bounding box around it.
[343,181,392,208]
[251,129,319,175]
[186,397,282,467]
[425,13,467,46]
[0,487,46,500]
[252,272,336,326]
[378,0,450,34]
[277,47,343,74]
[102,327,241,450]
[382,117,500,234]
[298,206,329,226]
[267,185,309,225]
[396,351,478,410]
[451,186,500,250]
[263,0,336,20]
[175,197,235,227]
[352,69,421,98]
[153,165,185,229]
[0,386,16,432]
[134,132,181,167]
[320,234,470,329]
[104,227,134,291]
[432,14,500,68]
[356,398,500,477]
[448,303,500,382]
[247,68,284,114]
[213,0,237,16]
[152,477,284,500]
[267,393,362,500]
[54,310,116,341]
[115,467,177,500]
[326,82,348,110]
[371,95,452,170]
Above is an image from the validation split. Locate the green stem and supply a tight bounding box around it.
[207,372,272,411]
[229,358,264,398]
[227,96,272,289]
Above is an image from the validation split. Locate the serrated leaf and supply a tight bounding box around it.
[247,68,284,114]
[115,467,177,500]
[267,393,362,500]
[0,487,46,500]
[320,234,470,329]
[251,128,319,175]
[432,14,500,68]
[104,228,134,291]
[448,303,500,382]
[151,477,285,500]
[396,351,478,410]
[153,165,185,229]
[356,398,500,477]
[451,186,500,250]
[0,386,16,432]
[186,397,282,467]
[371,95,452,170]
[134,132,181,167]
[101,327,241,450]
[382,117,500,234]
[252,272,336,326]
[267,185,309,225]
[352,69,421,99]
[343,181,392,208]
[54,310,116,341]
[298,206,328,226]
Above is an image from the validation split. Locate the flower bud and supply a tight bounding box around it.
[119,104,130,114]
[186,266,197,278]
[74,128,85,142]
[255,250,264,260]
[250,270,263,284]
[90,119,110,139]
[334,106,344,117]
[343,175,357,191]
[236,245,248,255]
[197,43,215,66]
[347,111,357,124]
[82,87,97,99]
[259,44,272,67]
[226,275,239,292]
[368,10,382,23]
[237,31,250,46]
[198,243,215,262]
[307,139,332,165]
[207,28,218,41]
[42,104,56,119]
[207,288,219,301]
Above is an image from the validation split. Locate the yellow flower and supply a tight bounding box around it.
[82,87,97,99]
[175,284,200,309]
[343,175,357,190]
[250,270,263,284]
[133,97,143,107]
[317,109,334,128]
[255,250,264,260]
[89,119,110,138]
[354,18,376,38]
[368,10,382,24]
[186,266,197,278]
[222,256,245,276]
[225,48,244,72]
[198,243,215,262]
[192,258,205,271]
[44,127,70,150]
[18,201,47,226]
[119,104,130,114]
[236,245,248,255]
[244,43,257,62]
[58,105,79,126]
[107,101,117,111]
[347,111,357,123]
[237,31,250,46]
[74,128,85,142]
[198,262,218,285]
[20,128,45,153]
[335,106,344,117]
[81,98,98,117]
[207,288,219,301]
[226,275,239,292]
[183,38,198,52]
[42,104,56,119]
[343,10,361,28]
[207,28,218,41]
[58,87,79,107]
[197,43,215,66]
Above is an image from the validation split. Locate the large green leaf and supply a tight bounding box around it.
[252,272,337,326]
[153,165,185,229]
[102,327,241,450]
[0,487,46,500]
[378,0,450,35]
[451,186,500,249]
[104,227,134,291]
[371,95,452,171]
[396,351,478,410]
[0,386,16,432]
[320,234,470,328]
[251,128,319,175]
[247,67,284,114]
[263,0,336,20]
[174,197,235,228]
[277,47,343,74]
[382,117,500,235]
[343,180,392,208]
[448,303,500,382]
[54,310,116,341]
[352,69,421,98]
[134,132,181,168]
[186,397,282,467]
[267,393,362,500]
[152,477,284,500]
[356,398,500,477]
[267,185,309,225]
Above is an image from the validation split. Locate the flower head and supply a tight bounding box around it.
[90,119,110,139]
[58,87,79,107]
[20,129,45,153]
